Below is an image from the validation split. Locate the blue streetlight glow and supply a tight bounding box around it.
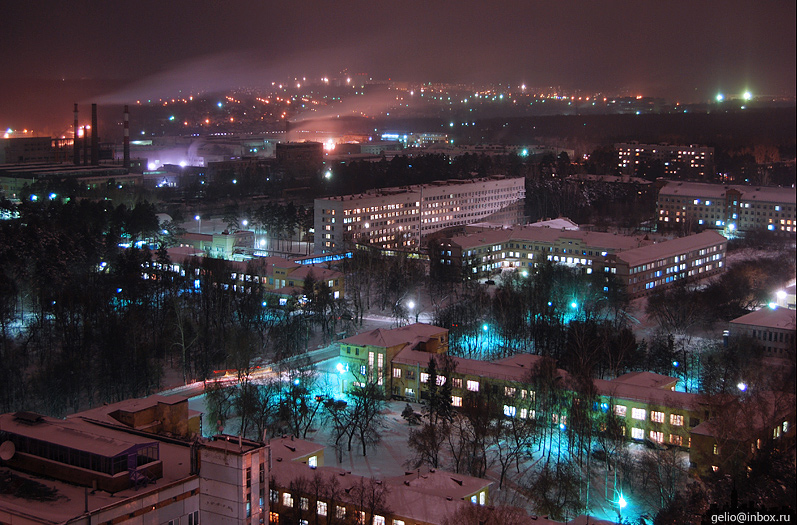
[618,494,627,509]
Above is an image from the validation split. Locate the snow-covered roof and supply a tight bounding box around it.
[593,378,701,412]
[529,217,579,230]
[392,348,553,384]
[0,412,156,458]
[730,307,796,331]
[270,436,326,462]
[616,230,726,267]
[450,225,644,252]
[659,181,797,204]
[339,323,447,350]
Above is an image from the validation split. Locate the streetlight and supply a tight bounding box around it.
[407,300,421,324]
[616,491,628,522]
[195,215,201,234]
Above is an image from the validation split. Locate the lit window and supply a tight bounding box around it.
[452,377,463,388]
[467,380,479,392]
[452,396,462,407]
[670,414,684,426]
[374,516,385,525]
[393,367,401,378]
[713,443,719,455]
[631,408,646,420]
[651,411,664,423]
[650,430,664,443]
[283,493,294,507]
[631,427,644,440]
[420,372,429,383]
[318,501,328,516]
[503,405,516,417]
[505,386,516,397]
[614,405,627,417]
[336,506,346,519]
[300,497,309,510]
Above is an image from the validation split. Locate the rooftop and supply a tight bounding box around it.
[315,176,525,204]
[659,181,797,204]
[450,225,646,252]
[339,323,447,350]
[616,230,726,267]
[393,348,552,384]
[730,307,797,331]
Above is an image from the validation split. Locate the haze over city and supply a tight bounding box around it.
[2,0,795,133]
[0,2,795,525]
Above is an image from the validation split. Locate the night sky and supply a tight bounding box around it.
[2,0,795,132]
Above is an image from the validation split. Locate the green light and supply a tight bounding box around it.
[169,115,175,121]
[743,91,752,101]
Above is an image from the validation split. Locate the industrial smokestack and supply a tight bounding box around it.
[123,105,130,169]
[83,126,89,165]
[91,103,99,166]
[73,104,80,165]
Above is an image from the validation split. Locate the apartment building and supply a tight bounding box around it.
[616,142,714,179]
[436,226,727,298]
[314,176,526,253]
[657,181,796,235]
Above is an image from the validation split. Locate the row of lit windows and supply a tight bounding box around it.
[614,405,684,426]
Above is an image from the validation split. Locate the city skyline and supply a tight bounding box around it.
[2,0,795,132]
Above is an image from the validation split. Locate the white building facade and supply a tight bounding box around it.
[314,176,526,253]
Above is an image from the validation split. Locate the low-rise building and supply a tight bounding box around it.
[689,393,795,477]
[336,323,792,479]
[268,436,493,525]
[657,181,796,235]
[729,307,797,359]
[435,226,727,298]
[178,229,255,259]
[0,396,268,525]
[337,323,449,392]
[156,251,345,304]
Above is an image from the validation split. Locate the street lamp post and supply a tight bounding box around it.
[195,215,202,234]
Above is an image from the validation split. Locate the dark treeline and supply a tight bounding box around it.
[320,153,527,196]
[0,198,338,416]
[432,262,644,379]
